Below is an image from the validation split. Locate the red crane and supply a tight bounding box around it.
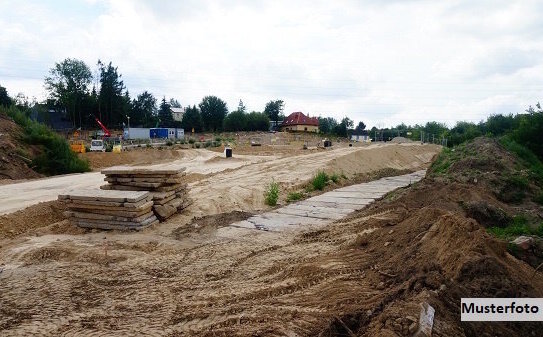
[91,115,111,138]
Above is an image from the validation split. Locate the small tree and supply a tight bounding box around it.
[0,85,12,107]
[158,97,174,127]
[181,105,203,133]
[264,99,284,124]
[199,96,228,131]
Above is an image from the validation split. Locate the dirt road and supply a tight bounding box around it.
[0,142,443,336]
[0,144,438,216]
[0,150,271,215]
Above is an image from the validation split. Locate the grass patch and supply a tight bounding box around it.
[429,147,453,174]
[500,136,543,183]
[312,170,329,191]
[287,191,304,202]
[487,215,543,239]
[330,173,340,183]
[264,181,279,206]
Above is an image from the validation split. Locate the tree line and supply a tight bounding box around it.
[5,58,299,133]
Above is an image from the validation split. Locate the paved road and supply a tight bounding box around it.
[227,170,426,232]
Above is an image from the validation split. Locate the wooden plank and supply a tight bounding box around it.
[298,200,363,210]
[310,195,374,205]
[58,189,149,203]
[105,177,185,184]
[67,206,153,217]
[66,211,154,222]
[72,219,159,230]
[273,208,343,220]
[288,204,353,215]
[66,200,154,212]
[101,166,185,175]
[70,214,158,227]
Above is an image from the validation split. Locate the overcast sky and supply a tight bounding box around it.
[1,0,543,128]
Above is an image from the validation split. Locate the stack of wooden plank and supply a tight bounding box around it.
[100,166,191,221]
[59,190,158,230]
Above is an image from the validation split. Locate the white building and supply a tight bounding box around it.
[171,107,185,122]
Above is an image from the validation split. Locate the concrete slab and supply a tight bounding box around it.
[274,207,344,220]
[310,196,374,205]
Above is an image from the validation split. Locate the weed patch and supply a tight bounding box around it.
[312,171,329,191]
[264,181,279,206]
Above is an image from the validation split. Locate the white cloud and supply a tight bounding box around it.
[1,0,543,128]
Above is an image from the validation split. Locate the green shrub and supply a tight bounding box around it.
[212,141,221,147]
[146,144,152,148]
[204,140,212,148]
[534,192,543,205]
[194,142,201,148]
[188,138,195,144]
[341,173,348,180]
[1,105,90,175]
[166,140,173,146]
[265,181,279,206]
[105,144,113,152]
[215,136,222,142]
[312,170,329,190]
[330,173,340,183]
[287,191,303,202]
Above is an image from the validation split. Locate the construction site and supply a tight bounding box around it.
[1,97,543,337]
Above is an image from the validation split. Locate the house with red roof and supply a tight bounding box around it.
[280,112,319,133]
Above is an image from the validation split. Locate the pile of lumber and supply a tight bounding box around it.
[100,166,191,221]
[59,190,158,230]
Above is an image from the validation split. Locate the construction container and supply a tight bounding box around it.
[225,147,232,158]
[150,128,169,139]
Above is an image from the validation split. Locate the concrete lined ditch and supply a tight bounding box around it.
[229,170,426,231]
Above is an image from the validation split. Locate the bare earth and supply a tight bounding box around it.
[0,143,441,336]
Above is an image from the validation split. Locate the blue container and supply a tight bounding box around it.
[150,128,168,138]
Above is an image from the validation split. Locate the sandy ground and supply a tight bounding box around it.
[0,143,442,336]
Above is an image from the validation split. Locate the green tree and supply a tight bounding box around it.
[181,105,203,133]
[44,58,93,128]
[354,121,366,133]
[334,117,353,137]
[264,99,284,124]
[237,99,247,113]
[318,116,338,134]
[97,60,126,128]
[158,97,174,127]
[0,84,12,107]
[199,96,228,131]
[169,98,181,108]
[246,112,270,131]
[223,111,247,131]
[131,91,157,127]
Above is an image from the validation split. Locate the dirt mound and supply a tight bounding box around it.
[0,200,68,240]
[81,148,185,170]
[171,210,253,239]
[0,114,43,180]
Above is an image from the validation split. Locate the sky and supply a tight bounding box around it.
[1,0,543,128]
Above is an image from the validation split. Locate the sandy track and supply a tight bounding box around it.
[187,143,439,217]
[0,143,441,336]
[0,150,271,215]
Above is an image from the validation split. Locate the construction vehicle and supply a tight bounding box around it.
[90,139,105,152]
[90,114,112,138]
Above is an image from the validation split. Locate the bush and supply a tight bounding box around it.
[1,105,90,175]
[265,181,279,206]
[312,170,329,191]
[212,141,221,147]
[204,140,212,148]
[188,138,195,144]
[194,142,201,148]
[534,192,543,205]
[287,191,303,202]
[330,173,340,183]
[166,140,173,146]
[215,136,222,142]
[146,143,152,148]
[105,144,113,152]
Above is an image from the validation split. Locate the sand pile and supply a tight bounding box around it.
[101,166,191,221]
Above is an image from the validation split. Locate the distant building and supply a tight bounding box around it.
[351,130,371,143]
[280,112,319,132]
[171,107,185,122]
